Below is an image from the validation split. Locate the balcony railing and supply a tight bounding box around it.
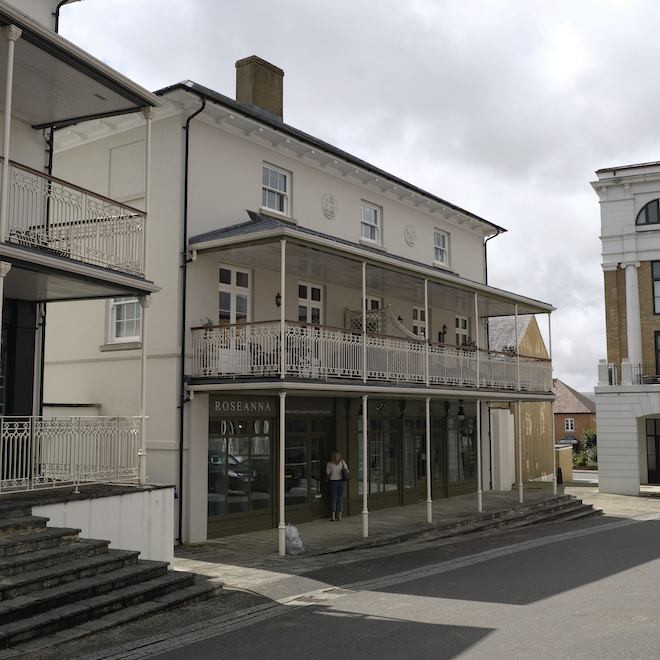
[3,160,145,276]
[631,364,660,385]
[191,321,553,392]
[0,416,140,493]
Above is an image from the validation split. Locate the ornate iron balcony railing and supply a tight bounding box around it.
[191,321,553,393]
[3,159,145,276]
[0,416,140,493]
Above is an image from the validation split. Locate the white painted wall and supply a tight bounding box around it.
[33,486,175,563]
[490,407,515,491]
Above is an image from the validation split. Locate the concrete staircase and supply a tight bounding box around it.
[0,505,223,650]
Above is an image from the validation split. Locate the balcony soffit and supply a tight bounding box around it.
[199,240,552,317]
[0,244,160,301]
[0,6,161,129]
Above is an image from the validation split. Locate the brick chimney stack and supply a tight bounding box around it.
[235,56,284,121]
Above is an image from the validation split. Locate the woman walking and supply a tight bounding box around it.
[326,450,349,521]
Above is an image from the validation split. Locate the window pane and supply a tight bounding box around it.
[236,272,249,288]
[220,268,232,285]
[311,287,321,302]
[311,307,320,324]
[299,306,307,322]
[650,201,659,225]
[262,167,269,186]
[299,285,307,299]
[236,295,248,321]
[219,291,231,314]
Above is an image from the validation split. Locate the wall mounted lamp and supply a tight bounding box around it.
[457,399,466,422]
[275,293,282,308]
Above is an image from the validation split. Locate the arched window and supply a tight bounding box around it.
[637,199,660,226]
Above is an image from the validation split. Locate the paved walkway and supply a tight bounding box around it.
[174,484,573,589]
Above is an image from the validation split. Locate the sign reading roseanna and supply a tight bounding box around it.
[210,395,276,417]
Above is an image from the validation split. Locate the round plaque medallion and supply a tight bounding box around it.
[404,224,417,246]
[322,193,337,220]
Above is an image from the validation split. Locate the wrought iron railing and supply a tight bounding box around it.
[3,160,145,276]
[631,364,660,385]
[191,321,553,392]
[0,416,140,493]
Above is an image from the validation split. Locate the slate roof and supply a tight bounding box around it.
[487,315,533,352]
[552,379,596,414]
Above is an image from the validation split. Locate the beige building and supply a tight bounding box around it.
[594,161,660,494]
[488,315,554,485]
[45,56,556,547]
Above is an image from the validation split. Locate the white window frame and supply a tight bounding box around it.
[363,295,382,311]
[298,281,323,325]
[109,297,141,343]
[565,418,575,433]
[361,202,381,245]
[219,266,252,325]
[434,229,449,267]
[262,164,290,216]
[412,306,426,338]
[455,315,469,346]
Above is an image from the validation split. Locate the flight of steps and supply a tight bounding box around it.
[0,504,223,650]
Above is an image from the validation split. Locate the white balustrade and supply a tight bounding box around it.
[0,416,140,493]
[2,160,145,276]
[190,321,553,392]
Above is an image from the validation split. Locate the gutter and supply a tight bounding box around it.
[177,94,206,546]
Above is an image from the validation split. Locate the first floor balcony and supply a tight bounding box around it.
[191,320,552,393]
[0,416,140,494]
[2,159,146,277]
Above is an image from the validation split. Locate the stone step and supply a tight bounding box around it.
[0,538,110,577]
[0,559,170,625]
[13,578,225,653]
[0,505,32,521]
[0,526,80,558]
[0,515,49,538]
[0,570,201,649]
[0,548,140,600]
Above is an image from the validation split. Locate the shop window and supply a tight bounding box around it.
[208,417,272,517]
[358,417,398,495]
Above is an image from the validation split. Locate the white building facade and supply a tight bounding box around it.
[594,161,660,495]
[45,57,556,549]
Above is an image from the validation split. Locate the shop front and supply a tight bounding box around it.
[206,392,479,538]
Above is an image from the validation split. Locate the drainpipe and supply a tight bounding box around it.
[483,229,501,286]
[53,0,84,34]
[177,94,206,546]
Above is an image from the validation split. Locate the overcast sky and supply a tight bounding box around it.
[58,0,660,393]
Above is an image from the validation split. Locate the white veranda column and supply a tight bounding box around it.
[476,399,483,512]
[0,262,12,378]
[280,240,286,379]
[362,262,367,383]
[515,304,520,391]
[278,391,286,556]
[0,25,21,243]
[517,400,524,503]
[622,262,642,369]
[425,397,432,523]
[141,106,154,277]
[138,295,151,484]
[362,394,369,537]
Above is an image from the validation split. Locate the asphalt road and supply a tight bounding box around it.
[25,498,660,660]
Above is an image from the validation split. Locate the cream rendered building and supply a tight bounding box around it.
[45,57,556,548]
[594,161,660,495]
